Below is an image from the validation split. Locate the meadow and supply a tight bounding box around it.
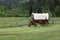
[0,17,60,40]
[0,17,29,28]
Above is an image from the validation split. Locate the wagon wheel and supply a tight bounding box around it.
[41,21,49,26]
[45,21,49,26]
[28,18,32,27]
[28,20,34,27]
[28,20,37,27]
[33,22,37,27]
[28,22,32,27]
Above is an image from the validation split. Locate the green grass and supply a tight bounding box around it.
[0,24,59,34]
[0,17,60,40]
[0,17,60,28]
[0,17,29,28]
[0,31,60,40]
[0,24,60,40]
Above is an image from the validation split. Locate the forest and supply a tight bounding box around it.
[0,0,60,17]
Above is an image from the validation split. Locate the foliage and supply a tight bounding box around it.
[0,0,60,17]
[55,6,60,17]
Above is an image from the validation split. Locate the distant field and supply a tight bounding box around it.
[0,17,60,40]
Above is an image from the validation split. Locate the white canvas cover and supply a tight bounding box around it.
[32,13,49,20]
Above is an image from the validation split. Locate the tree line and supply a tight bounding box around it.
[0,0,60,17]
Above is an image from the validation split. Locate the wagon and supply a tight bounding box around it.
[28,13,49,26]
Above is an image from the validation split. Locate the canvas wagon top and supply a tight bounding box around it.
[32,13,49,20]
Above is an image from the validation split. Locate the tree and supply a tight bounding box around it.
[29,0,33,16]
[55,6,60,17]
[37,0,42,13]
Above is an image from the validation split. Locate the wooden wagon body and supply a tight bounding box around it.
[28,13,49,26]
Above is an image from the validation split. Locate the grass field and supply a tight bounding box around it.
[0,17,60,40]
[0,17,60,28]
[0,17,29,28]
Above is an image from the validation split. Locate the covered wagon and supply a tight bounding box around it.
[28,13,49,26]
